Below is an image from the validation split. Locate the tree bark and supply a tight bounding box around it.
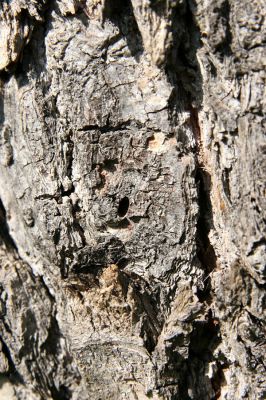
[0,1,265,399]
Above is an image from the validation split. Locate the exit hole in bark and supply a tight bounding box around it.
[118,197,129,217]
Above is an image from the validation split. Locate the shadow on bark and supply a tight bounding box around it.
[0,198,18,251]
[103,0,144,60]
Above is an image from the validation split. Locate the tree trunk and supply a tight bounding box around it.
[0,1,265,399]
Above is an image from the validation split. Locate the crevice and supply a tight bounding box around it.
[40,315,61,356]
[64,133,74,183]
[59,246,74,279]
[1,0,54,80]
[222,167,232,203]
[73,0,90,18]
[189,310,220,361]
[120,270,163,354]
[195,167,217,303]
[77,121,132,133]
[0,336,24,384]
[39,275,55,302]
[102,0,144,61]
[179,309,226,400]
[50,384,71,400]
[0,70,13,84]
[39,315,72,400]
[214,0,232,57]
[60,185,75,198]
[184,105,228,399]
[0,198,18,252]
[172,2,224,392]
[164,0,203,107]
[247,237,266,256]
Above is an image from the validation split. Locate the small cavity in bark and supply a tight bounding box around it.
[118,197,129,218]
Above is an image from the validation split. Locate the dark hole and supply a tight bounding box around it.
[117,197,129,218]
[103,159,118,172]
[0,198,18,251]
[117,257,130,269]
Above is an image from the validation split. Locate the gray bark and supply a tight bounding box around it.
[0,0,265,399]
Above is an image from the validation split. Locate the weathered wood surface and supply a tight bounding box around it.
[0,1,265,399]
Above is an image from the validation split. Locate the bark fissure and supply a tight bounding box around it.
[0,198,18,252]
[0,336,24,384]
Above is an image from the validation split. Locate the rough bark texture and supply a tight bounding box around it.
[0,1,265,399]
